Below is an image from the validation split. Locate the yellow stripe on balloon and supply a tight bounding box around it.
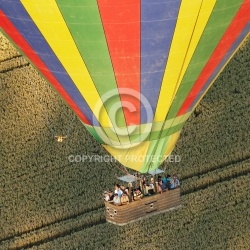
[103,140,151,172]
[154,0,216,122]
[21,0,111,127]
[103,130,180,173]
[162,131,181,158]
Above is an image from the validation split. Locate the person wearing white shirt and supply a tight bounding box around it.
[114,184,123,198]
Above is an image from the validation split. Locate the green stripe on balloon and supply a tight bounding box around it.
[57,0,127,129]
[89,111,190,145]
[140,136,170,173]
[84,125,105,144]
[167,0,244,119]
[91,121,185,146]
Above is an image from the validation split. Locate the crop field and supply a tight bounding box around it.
[0,32,249,250]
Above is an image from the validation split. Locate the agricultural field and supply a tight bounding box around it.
[0,32,250,250]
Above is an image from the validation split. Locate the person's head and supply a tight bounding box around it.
[167,174,171,178]
[114,193,118,198]
[115,184,120,190]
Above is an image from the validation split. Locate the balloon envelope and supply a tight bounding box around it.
[1,0,249,172]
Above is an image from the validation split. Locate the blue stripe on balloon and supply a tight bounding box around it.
[140,0,181,124]
[0,0,99,125]
[187,22,250,112]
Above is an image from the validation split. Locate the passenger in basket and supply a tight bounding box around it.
[142,178,153,196]
[146,177,155,195]
[114,184,123,198]
[158,180,166,193]
[133,188,143,201]
[120,192,129,205]
[103,191,110,202]
[120,185,126,192]
[124,188,129,195]
[162,175,167,185]
[157,175,162,183]
[108,190,114,202]
[149,177,155,189]
[156,180,162,193]
[113,193,121,206]
[170,174,180,189]
[166,174,172,190]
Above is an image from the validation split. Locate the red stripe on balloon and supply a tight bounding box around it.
[0,11,91,125]
[177,0,250,116]
[98,0,140,126]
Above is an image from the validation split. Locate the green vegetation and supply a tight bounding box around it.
[0,33,249,250]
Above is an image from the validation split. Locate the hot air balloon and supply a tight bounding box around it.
[1,0,249,174]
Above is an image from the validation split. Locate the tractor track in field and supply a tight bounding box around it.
[0,204,104,244]
[8,217,107,250]
[182,164,250,195]
[181,155,250,181]
[0,56,29,73]
[0,54,23,63]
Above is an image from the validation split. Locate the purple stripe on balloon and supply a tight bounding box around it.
[0,0,99,125]
[140,0,181,123]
